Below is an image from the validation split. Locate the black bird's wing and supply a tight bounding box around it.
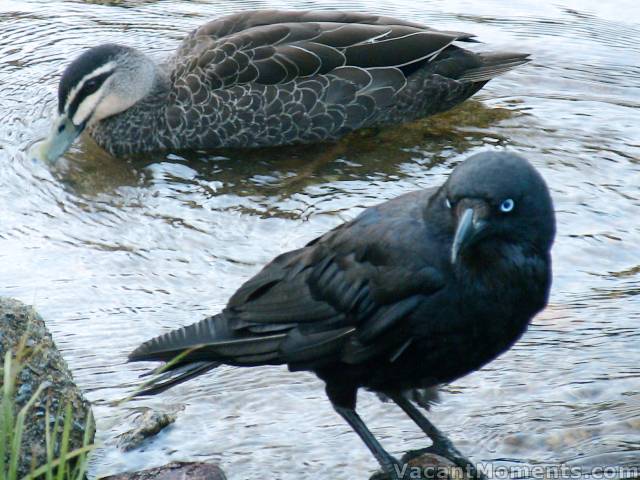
[129,189,445,373]
[170,10,474,90]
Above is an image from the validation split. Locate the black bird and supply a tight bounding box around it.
[129,151,555,479]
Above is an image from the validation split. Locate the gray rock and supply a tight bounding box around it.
[117,408,179,451]
[0,297,93,477]
[104,462,226,480]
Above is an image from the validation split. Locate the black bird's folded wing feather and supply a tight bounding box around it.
[129,190,445,375]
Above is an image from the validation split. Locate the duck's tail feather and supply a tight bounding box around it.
[458,52,531,83]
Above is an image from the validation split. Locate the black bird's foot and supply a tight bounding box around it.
[386,458,407,480]
[369,456,409,480]
[400,444,486,480]
[370,450,475,480]
[426,442,485,480]
[370,447,482,480]
[388,393,487,480]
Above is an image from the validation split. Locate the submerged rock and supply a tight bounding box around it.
[117,407,179,451]
[104,462,226,480]
[0,297,93,477]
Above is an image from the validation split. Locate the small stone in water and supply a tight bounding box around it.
[117,407,180,451]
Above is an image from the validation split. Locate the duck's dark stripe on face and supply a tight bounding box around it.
[66,71,113,121]
[58,43,122,114]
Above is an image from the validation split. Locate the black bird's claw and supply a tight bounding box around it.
[370,457,408,480]
[399,445,487,480]
[430,444,486,480]
[369,447,488,480]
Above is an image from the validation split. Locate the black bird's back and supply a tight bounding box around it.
[130,187,444,367]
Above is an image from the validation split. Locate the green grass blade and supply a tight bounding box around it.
[20,445,95,480]
[45,408,54,480]
[3,331,94,480]
[71,409,94,480]
[1,352,12,479]
[54,403,73,480]
[115,345,202,406]
[10,382,48,480]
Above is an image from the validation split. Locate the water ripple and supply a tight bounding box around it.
[1,0,639,478]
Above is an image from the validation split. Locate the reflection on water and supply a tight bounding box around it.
[1,0,639,479]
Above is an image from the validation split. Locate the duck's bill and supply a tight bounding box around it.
[29,115,85,163]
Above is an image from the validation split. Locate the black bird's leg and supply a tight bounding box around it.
[388,393,486,480]
[333,404,404,480]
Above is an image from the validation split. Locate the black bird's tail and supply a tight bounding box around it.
[458,52,531,83]
[128,312,287,396]
[132,361,221,396]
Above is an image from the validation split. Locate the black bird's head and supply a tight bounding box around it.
[442,151,555,265]
[32,44,156,163]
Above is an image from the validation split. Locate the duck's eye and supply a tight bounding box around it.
[445,198,452,209]
[500,198,515,213]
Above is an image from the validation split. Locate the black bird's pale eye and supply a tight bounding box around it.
[500,198,515,213]
[445,198,452,209]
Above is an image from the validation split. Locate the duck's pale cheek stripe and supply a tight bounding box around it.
[71,86,106,126]
[68,71,114,122]
[63,61,116,115]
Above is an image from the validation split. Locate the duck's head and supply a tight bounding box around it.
[33,44,156,162]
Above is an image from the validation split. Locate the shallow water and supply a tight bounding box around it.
[1,0,639,478]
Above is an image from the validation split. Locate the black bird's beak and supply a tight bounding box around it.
[451,200,489,264]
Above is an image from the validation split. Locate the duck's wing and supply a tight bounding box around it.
[175,10,463,42]
[129,190,445,371]
[170,10,475,89]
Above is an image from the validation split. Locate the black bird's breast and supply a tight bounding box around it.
[351,250,551,394]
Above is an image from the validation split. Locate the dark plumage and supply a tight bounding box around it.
[129,151,555,479]
[35,10,530,162]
